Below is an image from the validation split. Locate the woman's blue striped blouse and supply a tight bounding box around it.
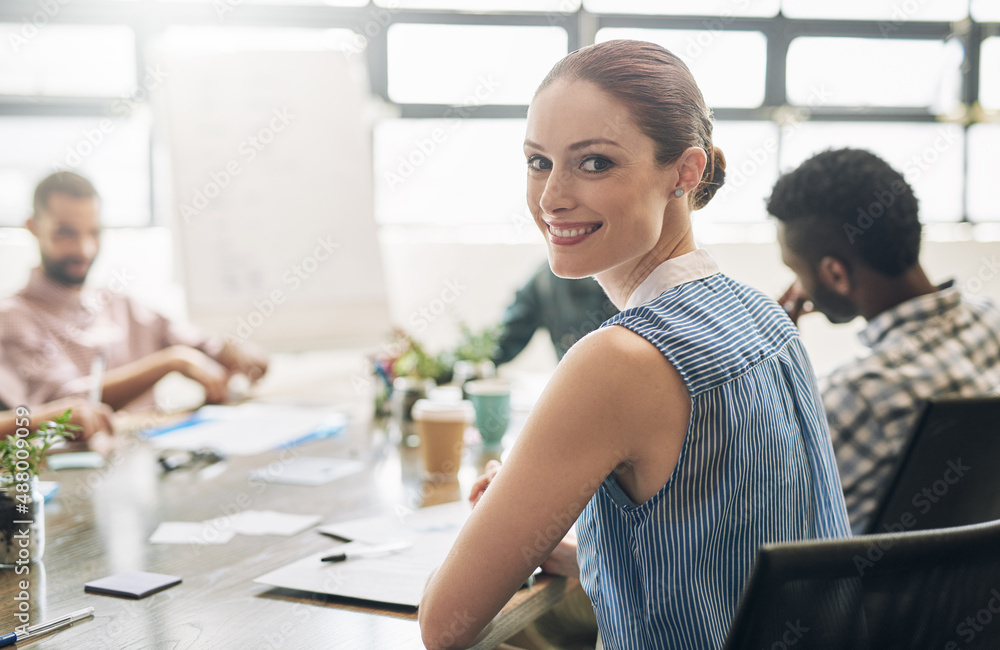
[576,251,851,650]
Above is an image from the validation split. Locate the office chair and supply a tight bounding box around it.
[722,519,1000,650]
[867,395,1000,534]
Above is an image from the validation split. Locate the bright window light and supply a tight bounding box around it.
[596,28,767,109]
[374,119,528,226]
[376,0,580,10]
[787,37,963,112]
[0,25,135,97]
[585,0,779,16]
[968,125,1000,222]
[972,0,1000,21]
[779,122,964,222]
[782,0,968,20]
[981,37,1000,110]
[0,115,151,227]
[388,24,567,105]
[698,121,780,223]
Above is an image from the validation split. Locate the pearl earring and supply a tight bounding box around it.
[674,189,684,198]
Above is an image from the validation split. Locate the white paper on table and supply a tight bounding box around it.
[149,521,235,545]
[208,510,321,536]
[254,501,471,608]
[146,404,347,456]
[249,457,365,486]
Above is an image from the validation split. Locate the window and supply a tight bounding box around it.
[982,37,1000,111]
[968,125,1000,222]
[584,0,779,17]
[782,0,968,21]
[0,114,152,227]
[596,28,767,108]
[387,24,567,105]
[787,37,963,112]
[780,122,965,222]
[375,119,528,226]
[0,25,135,97]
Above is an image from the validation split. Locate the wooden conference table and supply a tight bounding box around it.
[0,357,578,649]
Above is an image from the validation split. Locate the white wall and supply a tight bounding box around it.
[2,226,999,378]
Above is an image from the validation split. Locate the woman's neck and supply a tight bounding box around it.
[596,222,697,309]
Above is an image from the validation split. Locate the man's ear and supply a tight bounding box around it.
[25,216,38,237]
[817,256,852,296]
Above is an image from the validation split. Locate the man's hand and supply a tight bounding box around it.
[778,280,814,326]
[469,459,502,508]
[66,400,115,441]
[168,346,231,404]
[216,340,269,384]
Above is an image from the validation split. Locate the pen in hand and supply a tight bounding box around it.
[0,606,95,647]
[321,541,412,563]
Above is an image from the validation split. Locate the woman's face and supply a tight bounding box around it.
[524,79,678,280]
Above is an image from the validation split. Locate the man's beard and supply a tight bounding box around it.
[41,255,90,286]
[811,281,859,324]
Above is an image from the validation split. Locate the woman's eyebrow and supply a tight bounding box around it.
[523,138,624,152]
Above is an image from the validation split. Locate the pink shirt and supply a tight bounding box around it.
[0,267,222,409]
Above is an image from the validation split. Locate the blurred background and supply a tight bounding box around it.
[0,0,998,376]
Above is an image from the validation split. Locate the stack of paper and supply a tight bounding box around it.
[149,510,321,545]
[142,403,347,455]
[254,501,471,607]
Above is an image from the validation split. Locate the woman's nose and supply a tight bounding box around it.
[538,168,575,214]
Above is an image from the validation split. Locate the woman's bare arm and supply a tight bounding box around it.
[419,325,690,649]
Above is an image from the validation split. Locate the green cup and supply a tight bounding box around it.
[465,379,511,448]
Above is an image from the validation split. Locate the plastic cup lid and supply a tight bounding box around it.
[464,379,511,396]
[412,399,474,422]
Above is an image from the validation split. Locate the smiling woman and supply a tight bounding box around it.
[418,40,851,650]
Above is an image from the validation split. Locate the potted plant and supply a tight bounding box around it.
[0,408,79,566]
[451,322,501,389]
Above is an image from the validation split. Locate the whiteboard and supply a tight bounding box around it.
[159,50,389,351]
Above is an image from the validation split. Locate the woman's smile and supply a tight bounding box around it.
[545,221,603,245]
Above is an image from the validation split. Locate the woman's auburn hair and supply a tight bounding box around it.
[536,39,727,211]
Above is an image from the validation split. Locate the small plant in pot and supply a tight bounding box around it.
[0,408,79,567]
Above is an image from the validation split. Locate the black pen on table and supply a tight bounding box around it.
[0,606,95,647]
[321,541,412,563]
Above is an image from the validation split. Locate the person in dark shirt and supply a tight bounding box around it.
[493,261,618,365]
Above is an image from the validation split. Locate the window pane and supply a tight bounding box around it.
[388,25,566,105]
[782,0,967,20]
[698,121,780,222]
[0,25,135,97]
[376,0,580,10]
[585,0,779,16]
[787,37,962,112]
[596,28,766,108]
[982,37,1000,110]
[157,27,361,54]
[972,0,1000,21]
[374,119,527,225]
[968,125,1000,222]
[162,0,367,4]
[779,122,964,222]
[0,114,151,227]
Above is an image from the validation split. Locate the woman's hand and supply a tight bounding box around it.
[469,460,502,508]
[540,531,580,578]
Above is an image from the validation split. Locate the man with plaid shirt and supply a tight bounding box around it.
[768,149,1000,533]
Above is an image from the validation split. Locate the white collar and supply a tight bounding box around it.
[623,249,721,310]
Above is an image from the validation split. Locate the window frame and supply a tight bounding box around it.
[0,1,995,226]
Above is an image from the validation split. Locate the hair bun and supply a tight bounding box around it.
[693,146,727,210]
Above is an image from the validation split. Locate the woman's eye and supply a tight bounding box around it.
[526,156,552,172]
[580,156,612,173]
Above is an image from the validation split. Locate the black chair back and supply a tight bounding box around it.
[867,396,1000,535]
[723,519,1000,650]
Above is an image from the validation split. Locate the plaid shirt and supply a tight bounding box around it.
[820,282,1000,533]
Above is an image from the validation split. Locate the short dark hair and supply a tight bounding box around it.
[767,148,921,277]
[32,171,98,218]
